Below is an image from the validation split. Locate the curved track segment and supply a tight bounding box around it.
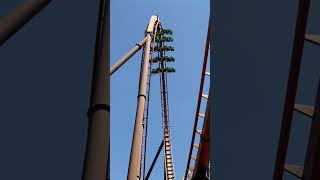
[184,20,211,180]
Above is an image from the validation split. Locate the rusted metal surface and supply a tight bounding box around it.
[82,0,109,179]
[184,20,210,180]
[110,37,148,75]
[0,0,52,46]
[273,0,311,179]
[127,33,152,180]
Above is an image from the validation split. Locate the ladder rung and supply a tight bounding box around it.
[202,94,209,99]
[205,72,210,76]
[189,166,195,171]
[191,156,197,161]
[305,34,320,46]
[284,164,303,178]
[193,144,199,148]
[294,104,314,118]
[196,129,202,134]
[199,113,205,118]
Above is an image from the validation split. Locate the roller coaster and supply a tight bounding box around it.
[111,15,211,180]
[0,0,210,179]
[3,0,320,180]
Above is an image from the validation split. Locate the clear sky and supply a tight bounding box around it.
[110,0,209,179]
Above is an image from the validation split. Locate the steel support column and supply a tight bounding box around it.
[82,0,109,179]
[127,33,152,180]
[0,0,52,46]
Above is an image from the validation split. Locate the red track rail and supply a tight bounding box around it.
[184,20,211,180]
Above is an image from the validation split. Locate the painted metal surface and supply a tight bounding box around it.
[0,0,52,46]
[110,37,148,75]
[127,33,152,180]
[82,0,109,179]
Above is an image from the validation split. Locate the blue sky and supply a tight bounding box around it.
[110,0,209,179]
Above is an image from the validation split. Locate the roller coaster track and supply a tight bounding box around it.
[140,20,159,179]
[122,16,176,180]
[155,23,176,180]
[184,20,210,180]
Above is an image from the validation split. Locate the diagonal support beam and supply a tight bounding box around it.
[145,141,164,180]
[110,37,147,75]
[0,0,52,46]
[273,0,311,179]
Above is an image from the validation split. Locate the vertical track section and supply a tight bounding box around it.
[156,24,176,180]
[140,21,160,180]
[140,42,153,180]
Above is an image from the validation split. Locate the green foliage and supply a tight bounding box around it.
[153,46,174,52]
[152,67,176,74]
[155,36,173,43]
[152,56,175,63]
[162,29,173,34]
[156,29,173,36]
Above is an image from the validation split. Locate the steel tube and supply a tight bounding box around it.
[0,0,52,46]
[110,37,147,75]
[82,0,109,179]
[127,33,152,180]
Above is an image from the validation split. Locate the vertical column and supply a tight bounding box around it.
[127,33,152,180]
[82,0,109,179]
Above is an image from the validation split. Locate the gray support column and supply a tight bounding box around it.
[0,0,52,46]
[127,33,152,180]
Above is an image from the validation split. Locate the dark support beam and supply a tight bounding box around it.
[303,79,320,180]
[145,141,164,180]
[82,0,109,180]
[273,0,311,179]
[0,0,52,46]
